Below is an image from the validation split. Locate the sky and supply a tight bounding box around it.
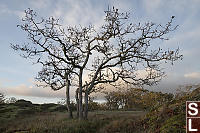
[0,0,200,103]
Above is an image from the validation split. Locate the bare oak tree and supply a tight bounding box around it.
[12,7,182,120]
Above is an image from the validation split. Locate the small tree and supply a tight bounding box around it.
[12,7,182,120]
[5,97,17,104]
[0,92,5,104]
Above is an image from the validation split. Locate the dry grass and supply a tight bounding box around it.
[0,111,146,133]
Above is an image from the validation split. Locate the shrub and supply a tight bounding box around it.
[14,99,33,107]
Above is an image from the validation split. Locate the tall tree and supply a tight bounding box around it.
[12,7,182,120]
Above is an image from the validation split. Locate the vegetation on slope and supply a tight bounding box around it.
[138,87,200,133]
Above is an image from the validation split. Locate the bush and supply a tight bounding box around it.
[14,99,33,107]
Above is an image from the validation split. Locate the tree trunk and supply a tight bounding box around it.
[84,90,89,120]
[79,90,83,120]
[66,75,73,119]
[78,69,83,120]
[75,88,79,118]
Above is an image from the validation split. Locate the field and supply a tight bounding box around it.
[0,107,146,133]
[2,87,200,133]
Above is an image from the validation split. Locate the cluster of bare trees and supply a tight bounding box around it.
[11,7,182,120]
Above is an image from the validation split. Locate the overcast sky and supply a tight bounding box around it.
[0,0,200,103]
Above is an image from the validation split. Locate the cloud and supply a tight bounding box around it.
[184,72,200,79]
[49,0,105,29]
[1,84,62,98]
[0,79,76,99]
[142,0,200,15]
[0,4,24,19]
[30,0,50,9]
[142,0,161,13]
[0,4,10,14]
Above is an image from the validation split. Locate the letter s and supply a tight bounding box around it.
[188,103,198,116]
